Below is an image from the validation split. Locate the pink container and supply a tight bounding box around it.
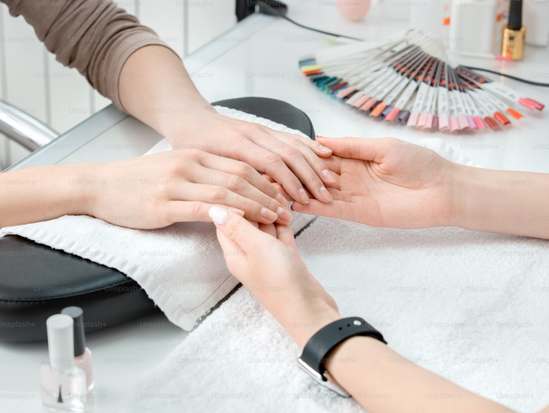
[337,0,371,21]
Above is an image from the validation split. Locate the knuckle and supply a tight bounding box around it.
[264,153,283,167]
[223,218,242,240]
[226,175,244,191]
[166,160,187,177]
[235,161,254,178]
[282,145,300,158]
[187,202,203,217]
[211,186,228,201]
[308,173,322,185]
[239,122,260,135]
[184,148,203,159]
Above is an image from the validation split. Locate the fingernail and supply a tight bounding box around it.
[276,192,288,207]
[277,206,293,222]
[321,169,335,183]
[227,207,245,216]
[317,135,331,139]
[320,186,333,202]
[318,145,332,154]
[290,203,295,211]
[209,207,229,225]
[298,188,309,204]
[261,207,278,222]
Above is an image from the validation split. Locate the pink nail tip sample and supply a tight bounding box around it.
[467,116,477,129]
[458,115,470,130]
[407,112,420,127]
[337,86,356,98]
[439,114,450,130]
[417,113,428,128]
[352,95,370,108]
[422,114,434,129]
[450,116,460,132]
[346,92,363,106]
[474,116,486,129]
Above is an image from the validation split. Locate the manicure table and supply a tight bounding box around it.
[1,1,548,411]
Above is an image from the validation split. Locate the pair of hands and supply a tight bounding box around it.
[88,112,339,229]
[211,136,459,345]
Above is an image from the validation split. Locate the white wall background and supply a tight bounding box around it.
[0,0,237,169]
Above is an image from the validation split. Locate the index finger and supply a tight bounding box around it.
[317,136,398,162]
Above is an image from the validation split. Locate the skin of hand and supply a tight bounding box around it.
[0,150,293,230]
[119,46,336,206]
[88,149,294,229]
[285,136,458,229]
[210,206,516,413]
[208,207,340,348]
[282,136,549,239]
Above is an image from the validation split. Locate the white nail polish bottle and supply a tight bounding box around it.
[40,314,87,412]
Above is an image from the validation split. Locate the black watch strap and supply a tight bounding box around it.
[297,317,387,397]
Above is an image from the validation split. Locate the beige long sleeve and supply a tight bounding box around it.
[1,0,173,112]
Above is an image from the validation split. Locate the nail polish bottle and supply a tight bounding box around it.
[502,0,526,60]
[61,306,94,391]
[40,314,87,412]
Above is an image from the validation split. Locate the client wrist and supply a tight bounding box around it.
[281,302,341,349]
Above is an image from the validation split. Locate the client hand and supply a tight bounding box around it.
[89,150,293,229]
[290,137,458,229]
[209,207,340,348]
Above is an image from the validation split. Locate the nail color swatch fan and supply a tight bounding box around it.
[299,30,544,133]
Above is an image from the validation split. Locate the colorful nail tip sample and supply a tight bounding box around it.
[298,32,544,134]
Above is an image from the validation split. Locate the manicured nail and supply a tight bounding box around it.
[321,169,336,183]
[276,192,288,207]
[317,135,332,139]
[318,144,332,154]
[298,188,309,204]
[261,207,278,222]
[209,207,229,225]
[320,186,333,202]
[277,207,293,222]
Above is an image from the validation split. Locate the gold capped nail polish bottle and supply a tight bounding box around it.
[502,0,526,61]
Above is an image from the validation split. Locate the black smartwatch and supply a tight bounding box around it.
[297,317,387,397]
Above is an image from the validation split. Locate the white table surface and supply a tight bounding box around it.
[2,1,548,412]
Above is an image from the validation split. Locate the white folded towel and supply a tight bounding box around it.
[124,222,549,413]
[0,107,314,330]
[122,144,549,413]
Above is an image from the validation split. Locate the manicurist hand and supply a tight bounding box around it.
[210,206,518,413]
[119,46,336,208]
[209,207,340,348]
[289,137,457,229]
[164,109,337,206]
[283,136,549,239]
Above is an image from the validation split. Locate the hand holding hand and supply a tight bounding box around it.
[290,137,459,229]
[209,207,340,348]
[164,110,337,206]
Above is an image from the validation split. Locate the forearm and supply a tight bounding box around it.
[451,164,549,239]
[0,164,93,228]
[119,45,214,140]
[326,337,514,413]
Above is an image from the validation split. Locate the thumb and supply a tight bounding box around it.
[209,206,267,254]
[317,136,396,162]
